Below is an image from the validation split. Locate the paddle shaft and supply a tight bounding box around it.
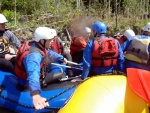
[59,75,81,82]
[60,60,82,66]
[66,61,81,65]
[51,63,83,70]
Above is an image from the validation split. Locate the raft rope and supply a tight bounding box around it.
[89,70,126,77]
[0,82,81,111]
[0,71,125,112]
[110,70,126,76]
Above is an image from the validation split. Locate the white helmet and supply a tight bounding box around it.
[84,27,91,33]
[51,29,57,36]
[123,29,135,39]
[0,14,8,23]
[34,27,55,42]
[143,22,150,32]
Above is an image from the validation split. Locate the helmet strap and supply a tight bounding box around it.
[94,32,97,37]
[96,33,105,37]
[43,39,46,48]
[36,40,45,50]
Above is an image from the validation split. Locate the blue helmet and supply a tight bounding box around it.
[92,22,107,34]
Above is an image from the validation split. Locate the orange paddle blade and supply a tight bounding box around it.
[127,68,150,105]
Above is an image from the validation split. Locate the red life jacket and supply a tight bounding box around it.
[14,41,46,79]
[70,36,88,55]
[114,35,127,45]
[50,37,63,54]
[92,37,119,67]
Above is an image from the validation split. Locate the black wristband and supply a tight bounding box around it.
[31,90,40,96]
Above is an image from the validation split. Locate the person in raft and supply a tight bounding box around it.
[49,28,73,77]
[14,27,68,110]
[72,21,125,81]
[121,22,150,71]
[0,13,21,73]
[114,29,135,45]
[70,27,91,63]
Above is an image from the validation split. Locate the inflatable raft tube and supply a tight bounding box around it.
[58,75,149,113]
[0,70,80,113]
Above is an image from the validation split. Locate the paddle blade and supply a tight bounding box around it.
[127,68,150,105]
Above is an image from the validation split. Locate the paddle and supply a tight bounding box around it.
[66,60,82,66]
[127,68,150,106]
[59,60,82,66]
[59,75,81,82]
[51,63,83,70]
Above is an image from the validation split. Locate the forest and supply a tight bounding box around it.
[0,0,150,41]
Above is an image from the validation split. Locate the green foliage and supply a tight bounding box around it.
[2,10,20,22]
[134,20,150,29]
[1,0,14,11]
[17,0,44,14]
[0,0,149,36]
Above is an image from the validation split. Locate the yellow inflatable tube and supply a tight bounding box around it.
[58,75,149,113]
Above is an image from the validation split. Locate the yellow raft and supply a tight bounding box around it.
[58,75,149,113]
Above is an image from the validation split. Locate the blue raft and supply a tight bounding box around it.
[0,70,79,113]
